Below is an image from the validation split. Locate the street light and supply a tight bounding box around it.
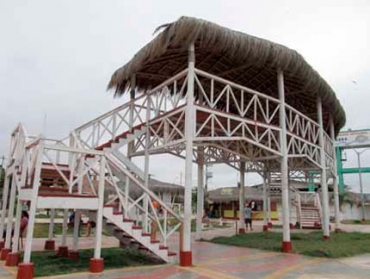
[353,148,370,221]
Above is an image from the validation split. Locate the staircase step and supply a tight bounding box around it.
[123,218,135,222]
[150,240,160,244]
[142,233,151,237]
[132,225,142,230]
[113,211,123,215]
[168,251,177,256]
[104,204,116,208]
[159,246,168,250]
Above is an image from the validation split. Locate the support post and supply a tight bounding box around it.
[277,69,292,252]
[195,147,204,241]
[18,143,44,279]
[90,155,105,273]
[317,97,330,239]
[180,43,195,267]
[2,177,17,260]
[6,199,22,266]
[58,209,69,257]
[70,210,80,260]
[44,208,55,250]
[143,93,151,233]
[0,175,10,250]
[263,171,268,231]
[330,116,341,232]
[267,172,272,228]
[238,161,246,233]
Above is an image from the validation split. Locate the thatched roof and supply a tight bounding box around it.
[108,16,345,132]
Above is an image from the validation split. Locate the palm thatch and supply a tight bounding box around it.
[108,16,345,132]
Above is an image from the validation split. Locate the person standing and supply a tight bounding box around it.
[244,202,253,231]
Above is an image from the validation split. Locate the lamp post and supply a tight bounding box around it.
[353,148,369,221]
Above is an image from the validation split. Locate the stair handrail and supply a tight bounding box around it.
[106,153,183,222]
[315,192,323,224]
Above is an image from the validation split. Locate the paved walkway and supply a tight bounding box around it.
[1,222,370,278]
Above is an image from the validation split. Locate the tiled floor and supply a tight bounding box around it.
[1,223,370,279]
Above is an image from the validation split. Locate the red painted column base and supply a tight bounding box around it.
[263,225,269,231]
[289,223,294,230]
[238,228,246,234]
[281,241,292,253]
[89,258,104,273]
[68,250,79,261]
[323,235,330,241]
[0,248,11,261]
[180,251,192,266]
[44,240,55,251]
[5,252,19,267]
[334,228,343,233]
[362,218,366,222]
[57,246,69,257]
[0,241,4,250]
[17,263,34,279]
[268,222,273,228]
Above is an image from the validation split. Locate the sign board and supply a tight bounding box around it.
[335,129,370,148]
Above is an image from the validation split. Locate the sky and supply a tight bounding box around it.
[1,0,370,192]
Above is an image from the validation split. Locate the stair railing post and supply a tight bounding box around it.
[317,97,330,239]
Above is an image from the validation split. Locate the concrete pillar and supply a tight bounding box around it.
[330,116,341,232]
[195,147,204,241]
[238,162,246,233]
[317,97,330,239]
[277,69,292,252]
[180,43,195,267]
[90,155,106,273]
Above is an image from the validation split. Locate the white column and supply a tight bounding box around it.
[0,175,10,242]
[124,75,136,219]
[195,147,204,241]
[61,209,68,246]
[72,210,80,251]
[267,172,272,225]
[23,144,43,263]
[94,155,106,259]
[317,97,330,238]
[48,209,55,240]
[238,161,246,233]
[263,172,268,229]
[4,177,17,249]
[143,94,151,233]
[330,116,340,231]
[277,69,291,250]
[11,199,22,253]
[182,43,195,262]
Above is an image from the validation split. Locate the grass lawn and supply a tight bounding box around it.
[341,219,370,225]
[210,231,370,258]
[22,247,156,277]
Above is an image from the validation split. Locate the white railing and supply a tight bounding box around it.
[74,70,188,150]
